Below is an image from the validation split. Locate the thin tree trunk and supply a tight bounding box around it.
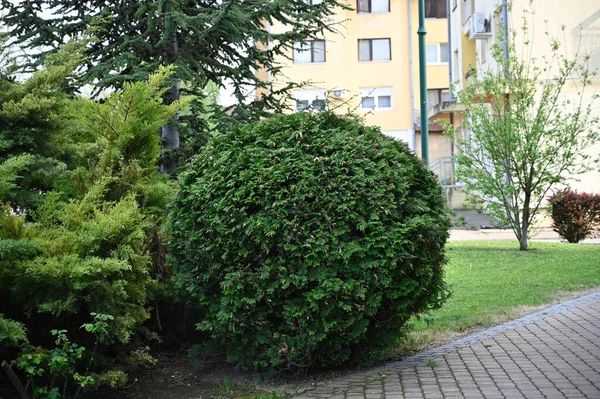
[160,31,180,174]
[519,230,528,251]
[520,194,531,251]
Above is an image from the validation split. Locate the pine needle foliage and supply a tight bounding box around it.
[1,0,348,170]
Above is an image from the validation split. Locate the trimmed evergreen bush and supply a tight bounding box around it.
[548,189,600,243]
[169,112,450,370]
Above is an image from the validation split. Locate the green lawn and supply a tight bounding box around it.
[403,241,600,351]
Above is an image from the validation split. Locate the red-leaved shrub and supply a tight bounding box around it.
[548,189,600,243]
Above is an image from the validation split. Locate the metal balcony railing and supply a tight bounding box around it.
[430,156,456,186]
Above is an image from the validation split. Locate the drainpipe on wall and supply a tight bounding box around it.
[446,0,453,98]
[408,0,416,151]
[417,0,429,163]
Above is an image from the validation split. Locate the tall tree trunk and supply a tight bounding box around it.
[160,32,180,174]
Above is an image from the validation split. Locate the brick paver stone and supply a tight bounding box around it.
[293,290,600,399]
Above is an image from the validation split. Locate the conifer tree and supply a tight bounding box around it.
[1,0,343,172]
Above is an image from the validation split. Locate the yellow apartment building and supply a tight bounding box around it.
[434,0,600,208]
[263,0,453,164]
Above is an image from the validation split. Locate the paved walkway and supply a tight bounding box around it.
[294,291,600,399]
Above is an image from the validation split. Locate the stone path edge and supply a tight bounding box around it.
[295,289,600,397]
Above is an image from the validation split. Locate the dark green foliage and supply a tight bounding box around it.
[1,0,347,170]
[548,189,600,243]
[170,112,451,371]
[1,0,341,107]
[13,314,122,399]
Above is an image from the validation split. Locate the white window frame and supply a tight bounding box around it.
[427,88,451,104]
[426,43,449,64]
[357,0,390,14]
[293,40,326,64]
[293,89,328,112]
[358,38,392,62]
[359,87,393,111]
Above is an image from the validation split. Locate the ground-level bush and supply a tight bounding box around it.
[169,112,451,371]
[0,64,182,397]
[548,189,600,243]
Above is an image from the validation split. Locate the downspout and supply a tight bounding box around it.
[446,0,453,98]
[408,0,416,151]
[417,0,429,163]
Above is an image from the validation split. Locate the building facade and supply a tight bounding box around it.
[264,0,453,164]
[436,0,600,204]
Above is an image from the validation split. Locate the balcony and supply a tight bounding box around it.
[430,156,456,186]
[427,88,464,119]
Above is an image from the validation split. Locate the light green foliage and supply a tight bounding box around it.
[11,253,149,344]
[122,347,158,368]
[0,43,86,211]
[0,314,28,347]
[79,65,180,173]
[0,205,30,240]
[450,5,600,251]
[171,112,450,371]
[0,155,33,201]
[0,56,179,389]
[94,369,128,389]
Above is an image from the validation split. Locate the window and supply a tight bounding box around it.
[378,96,391,108]
[294,89,327,112]
[296,100,310,111]
[357,0,389,13]
[311,99,326,111]
[425,0,447,18]
[296,99,326,111]
[362,96,375,108]
[358,38,391,61]
[427,89,451,106]
[359,87,393,111]
[293,40,326,63]
[426,43,449,63]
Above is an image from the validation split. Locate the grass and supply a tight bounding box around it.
[212,379,293,399]
[402,241,600,351]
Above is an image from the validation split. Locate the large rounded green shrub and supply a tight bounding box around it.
[169,112,450,370]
